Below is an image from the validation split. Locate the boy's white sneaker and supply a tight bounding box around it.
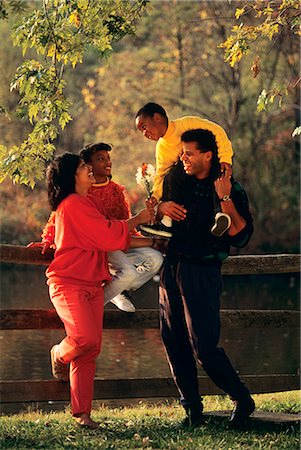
[211,212,231,237]
[110,290,136,313]
[140,223,172,238]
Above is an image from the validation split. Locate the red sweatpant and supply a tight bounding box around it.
[49,282,104,416]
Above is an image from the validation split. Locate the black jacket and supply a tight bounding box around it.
[167,176,253,264]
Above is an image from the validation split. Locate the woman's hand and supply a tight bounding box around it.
[27,241,51,255]
[136,207,155,225]
[127,207,155,231]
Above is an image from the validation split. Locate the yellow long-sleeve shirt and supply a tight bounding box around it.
[152,116,233,201]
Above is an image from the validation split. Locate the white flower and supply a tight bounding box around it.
[135,163,156,198]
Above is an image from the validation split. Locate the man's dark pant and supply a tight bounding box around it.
[159,258,250,409]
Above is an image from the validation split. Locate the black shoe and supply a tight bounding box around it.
[182,414,205,428]
[140,223,172,238]
[228,395,255,428]
[211,212,231,237]
[182,403,205,428]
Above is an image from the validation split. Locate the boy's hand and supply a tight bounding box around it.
[220,162,232,178]
[145,197,158,224]
[146,196,158,208]
[158,201,187,221]
[27,241,51,255]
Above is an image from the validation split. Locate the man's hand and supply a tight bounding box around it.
[158,201,187,221]
[27,241,51,255]
[220,162,232,178]
[214,171,232,200]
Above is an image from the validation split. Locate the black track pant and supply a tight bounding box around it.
[159,258,250,408]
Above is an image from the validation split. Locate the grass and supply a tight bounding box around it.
[0,391,300,449]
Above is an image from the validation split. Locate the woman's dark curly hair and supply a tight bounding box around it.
[46,153,81,211]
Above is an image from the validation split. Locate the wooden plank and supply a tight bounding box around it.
[221,254,301,275]
[0,244,54,265]
[0,309,299,330]
[1,374,299,403]
[1,244,300,274]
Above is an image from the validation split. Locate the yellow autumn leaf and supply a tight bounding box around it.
[87,79,96,88]
[200,10,207,20]
[69,10,80,27]
[77,0,89,9]
[28,104,39,124]
[47,44,56,58]
[235,7,245,20]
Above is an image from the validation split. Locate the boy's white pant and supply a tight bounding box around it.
[103,247,164,304]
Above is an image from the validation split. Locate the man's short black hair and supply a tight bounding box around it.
[79,142,112,163]
[135,102,168,119]
[181,129,219,179]
[181,129,218,154]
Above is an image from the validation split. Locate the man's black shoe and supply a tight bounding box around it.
[228,396,255,428]
[182,414,205,428]
[140,223,172,238]
[182,403,205,428]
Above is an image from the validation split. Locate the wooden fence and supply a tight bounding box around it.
[0,244,300,406]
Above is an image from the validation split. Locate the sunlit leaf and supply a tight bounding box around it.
[235,7,245,20]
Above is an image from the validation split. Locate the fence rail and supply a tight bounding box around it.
[0,308,299,330]
[0,245,300,406]
[1,244,300,274]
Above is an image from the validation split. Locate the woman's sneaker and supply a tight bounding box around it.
[110,290,136,312]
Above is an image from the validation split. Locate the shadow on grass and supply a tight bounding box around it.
[80,415,300,439]
[1,414,299,449]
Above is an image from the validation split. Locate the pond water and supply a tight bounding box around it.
[0,264,299,382]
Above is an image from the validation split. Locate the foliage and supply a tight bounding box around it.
[0,1,299,253]
[220,0,300,120]
[0,0,148,186]
[0,0,28,20]
[0,394,300,449]
[74,0,299,252]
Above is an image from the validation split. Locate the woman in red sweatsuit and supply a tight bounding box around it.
[46,153,152,428]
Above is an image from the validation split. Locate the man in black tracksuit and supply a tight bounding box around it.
[157,129,255,428]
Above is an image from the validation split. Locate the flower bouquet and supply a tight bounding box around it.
[135,163,156,199]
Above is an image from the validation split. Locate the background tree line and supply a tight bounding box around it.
[0,0,299,253]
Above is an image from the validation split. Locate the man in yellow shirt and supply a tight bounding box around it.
[135,103,233,238]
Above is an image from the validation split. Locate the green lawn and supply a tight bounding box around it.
[1,391,300,449]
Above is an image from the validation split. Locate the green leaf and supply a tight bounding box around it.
[257,90,268,112]
[28,103,39,124]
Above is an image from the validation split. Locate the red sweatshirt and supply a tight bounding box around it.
[88,180,131,220]
[46,194,131,286]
